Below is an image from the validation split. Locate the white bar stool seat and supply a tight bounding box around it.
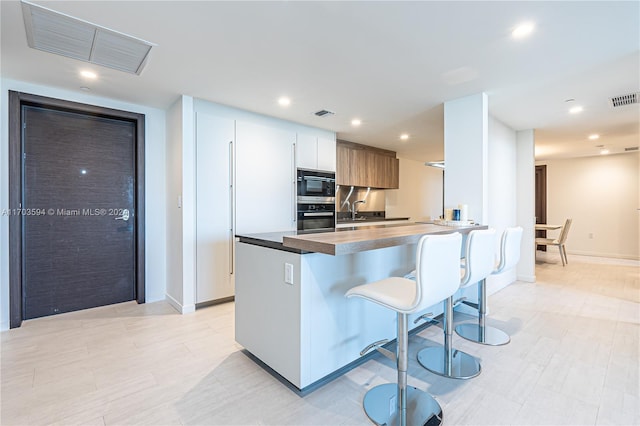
[456,226,523,345]
[346,232,462,426]
[417,229,497,379]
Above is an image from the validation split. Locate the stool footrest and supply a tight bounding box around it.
[413,312,438,325]
[360,339,395,362]
[461,300,479,310]
[453,297,468,308]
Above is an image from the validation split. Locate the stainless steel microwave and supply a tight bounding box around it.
[297,169,336,199]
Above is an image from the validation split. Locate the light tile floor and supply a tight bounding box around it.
[2,252,638,425]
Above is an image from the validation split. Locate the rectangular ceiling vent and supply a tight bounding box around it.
[21,0,155,75]
[625,146,639,152]
[314,109,335,117]
[610,92,639,108]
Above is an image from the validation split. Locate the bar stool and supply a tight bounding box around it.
[456,226,523,345]
[345,232,462,426]
[417,229,496,379]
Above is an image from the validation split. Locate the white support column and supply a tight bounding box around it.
[444,93,489,313]
[516,129,536,282]
[444,93,488,225]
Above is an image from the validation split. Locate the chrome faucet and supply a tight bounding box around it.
[351,200,366,220]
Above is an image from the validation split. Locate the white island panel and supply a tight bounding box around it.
[235,243,302,386]
[236,241,445,390]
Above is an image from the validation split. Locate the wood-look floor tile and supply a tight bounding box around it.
[1,255,638,425]
[514,385,600,425]
[105,401,183,426]
[49,414,106,426]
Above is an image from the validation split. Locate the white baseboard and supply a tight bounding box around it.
[567,250,639,261]
[165,293,196,314]
[487,280,510,296]
[517,274,536,283]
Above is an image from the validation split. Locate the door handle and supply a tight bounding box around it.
[292,142,297,225]
[115,209,130,221]
[229,140,234,275]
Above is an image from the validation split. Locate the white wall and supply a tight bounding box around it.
[444,92,489,224]
[445,94,528,310]
[539,153,639,259]
[385,157,443,221]
[486,115,518,291]
[165,97,185,309]
[193,99,335,140]
[165,95,198,314]
[0,79,167,330]
[516,130,536,282]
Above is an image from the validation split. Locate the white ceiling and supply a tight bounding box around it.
[2,1,639,162]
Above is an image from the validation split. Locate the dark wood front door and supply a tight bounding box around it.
[535,165,547,251]
[9,92,145,327]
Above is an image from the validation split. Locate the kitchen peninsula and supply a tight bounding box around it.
[235,223,485,392]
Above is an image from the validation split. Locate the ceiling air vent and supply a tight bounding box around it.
[625,147,639,152]
[314,109,335,117]
[21,0,155,75]
[610,92,639,108]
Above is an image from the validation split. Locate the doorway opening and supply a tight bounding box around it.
[535,165,547,251]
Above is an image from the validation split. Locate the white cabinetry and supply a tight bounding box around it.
[195,112,234,304]
[296,133,317,170]
[236,121,297,234]
[317,136,336,172]
[296,133,336,172]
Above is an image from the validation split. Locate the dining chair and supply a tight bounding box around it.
[535,218,572,266]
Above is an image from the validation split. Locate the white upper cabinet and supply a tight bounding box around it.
[317,136,336,172]
[195,112,235,303]
[296,133,336,172]
[296,133,318,170]
[236,121,297,234]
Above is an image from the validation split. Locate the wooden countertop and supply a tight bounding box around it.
[283,223,486,255]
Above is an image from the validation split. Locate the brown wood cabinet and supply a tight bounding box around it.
[336,140,399,189]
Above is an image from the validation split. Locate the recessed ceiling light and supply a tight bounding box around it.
[400,134,409,140]
[588,134,600,140]
[569,106,583,114]
[351,119,361,127]
[512,22,535,38]
[600,148,609,155]
[278,96,291,107]
[80,86,91,92]
[80,70,97,79]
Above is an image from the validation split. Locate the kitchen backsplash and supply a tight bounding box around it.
[336,185,386,213]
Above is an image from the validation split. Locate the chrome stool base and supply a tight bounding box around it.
[417,347,481,380]
[363,383,443,426]
[455,323,510,346]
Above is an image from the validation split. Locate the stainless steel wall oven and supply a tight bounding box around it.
[297,169,335,231]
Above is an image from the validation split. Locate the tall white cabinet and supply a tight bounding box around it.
[195,113,234,304]
[235,121,297,234]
